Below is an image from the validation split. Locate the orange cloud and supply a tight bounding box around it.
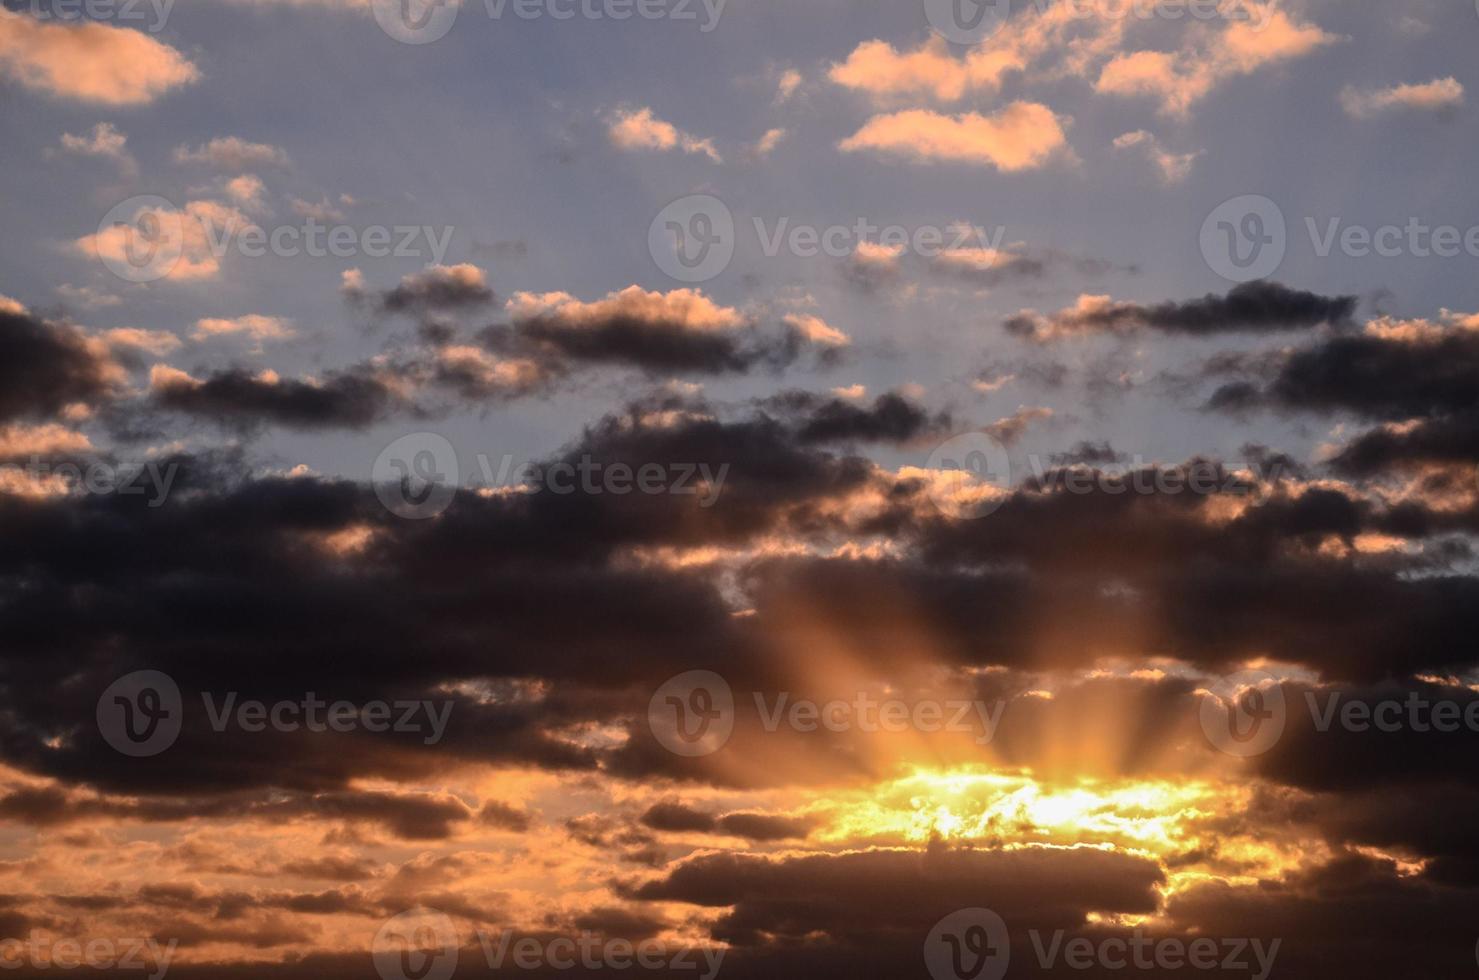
[838,103,1068,171]
[0,8,198,105]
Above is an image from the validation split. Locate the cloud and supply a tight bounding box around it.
[0,8,197,104]
[826,5,1129,108]
[0,307,121,421]
[1112,129,1200,183]
[1341,77,1465,119]
[506,285,806,374]
[838,103,1069,171]
[779,313,849,348]
[75,198,256,282]
[289,196,346,222]
[102,327,182,356]
[149,365,402,430]
[192,314,296,347]
[828,36,1022,103]
[352,263,496,314]
[1097,7,1338,117]
[635,846,1164,947]
[640,802,813,840]
[1204,310,1479,422]
[984,405,1054,446]
[55,284,122,310]
[752,127,786,158]
[1200,310,1479,474]
[173,136,291,170]
[774,68,802,104]
[222,174,269,212]
[762,389,953,447]
[842,241,905,291]
[58,122,137,175]
[432,345,548,399]
[607,107,722,163]
[1006,282,1357,341]
[0,423,93,459]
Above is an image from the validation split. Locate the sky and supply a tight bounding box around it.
[2,0,1479,976]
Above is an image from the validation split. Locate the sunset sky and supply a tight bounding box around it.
[2,0,1479,976]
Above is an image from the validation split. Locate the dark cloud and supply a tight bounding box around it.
[639,802,813,840]
[1264,330,1479,420]
[0,308,115,420]
[151,366,402,430]
[927,245,1137,287]
[761,389,953,446]
[1007,282,1357,341]
[508,302,798,375]
[350,264,496,314]
[633,845,1164,946]
[1201,320,1479,471]
[1049,441,1126,466]
[1329,411,1479,474]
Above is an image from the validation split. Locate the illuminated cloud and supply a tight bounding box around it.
[0,8,198,104]
[780,313,849,347]
[1006,282,1357,341]
[838,104,1069,170]
[75,199,255,282]
[173,136,291,170]
[607,106,722,163]
[1341,77,1465,118]
[58,122,137,175]
[1097,8,1338,117]
[829,36,1023,103]
[1112,129,1200,183]
[192,314,296,344]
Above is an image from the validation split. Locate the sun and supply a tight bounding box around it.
[809,765,1319,895]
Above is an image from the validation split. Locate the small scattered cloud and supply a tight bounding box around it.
[1112,130,1199,183]
[55,284,121,310]
[774,68,802,104]
[173,136,290,170]
[192,314,296,348]
[607,107,722,163]
[224,174,269,212]
[58,122,137,175]
[752,127,786,158]
[1340,77,1464,119]
[781,313,850,348]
